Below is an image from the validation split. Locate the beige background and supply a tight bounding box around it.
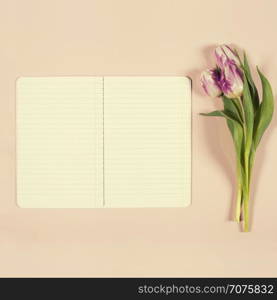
[0,0,277,277]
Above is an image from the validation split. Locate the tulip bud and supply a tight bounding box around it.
[219,62,244,98]
[200,68,222,98]
[215,45,241,68]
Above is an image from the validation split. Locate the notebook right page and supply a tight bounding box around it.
[104,77,191,207]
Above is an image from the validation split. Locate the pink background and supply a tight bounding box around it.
[1,0,277,277]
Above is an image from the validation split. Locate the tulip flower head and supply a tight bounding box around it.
[219,62,244,99]
[200,68,222,98]
[201,45,244,99]
[215,45,241,69]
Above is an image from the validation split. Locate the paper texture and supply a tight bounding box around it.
[16,77,103,208]
[104,77,191,207]
[16,76,191,208]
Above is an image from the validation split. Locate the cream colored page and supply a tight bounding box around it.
[104,77,191,207]
[16,77,103,208]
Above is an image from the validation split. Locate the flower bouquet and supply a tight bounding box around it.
[200,45,274,232]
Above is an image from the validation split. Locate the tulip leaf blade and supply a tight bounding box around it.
[243,53,260,112]
[222,96,244,164]
[200,109,242,126]
[242,72,254,153]
[253,68,274,149]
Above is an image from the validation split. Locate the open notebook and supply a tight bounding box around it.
[16,77,191,208]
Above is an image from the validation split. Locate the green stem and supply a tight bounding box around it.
[248,149,256,189]
[242,148,255,231]
[234,156,243,223]
[235,180,242,223]
[243,185,250,232]
[243,144,251,232]
[236,96,251,232]
[242,148,256,232]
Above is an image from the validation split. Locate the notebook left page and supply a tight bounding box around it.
[16,77,103,208]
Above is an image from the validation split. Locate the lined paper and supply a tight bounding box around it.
[16,77,103,208]
[104,77,191,207]
[16,76,191,208]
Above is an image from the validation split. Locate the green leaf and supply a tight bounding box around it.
[242,72,254,154]
[200,109,242,126]
[226,97,244,123]
[222,96,245,219]
[253,68,274,149]
[222,96,243,146]
[242,53,260,112]
[222,96,244,169]
[200,97,244,164]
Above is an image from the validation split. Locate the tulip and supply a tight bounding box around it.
[200,45,275,232]
[200,68,222,97]
[219,62,244,98]
[215,45,241,68]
